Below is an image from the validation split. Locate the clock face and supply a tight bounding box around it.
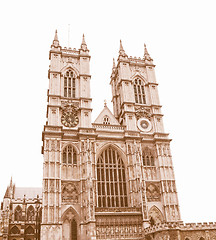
[61,112,79,127]
[137,118,152,132]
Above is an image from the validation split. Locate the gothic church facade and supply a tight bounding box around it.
[1,31,216,240]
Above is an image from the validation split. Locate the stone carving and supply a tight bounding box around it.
[96,215,143,239]
[61,182,78,203]
[61,102,79,128]
[135,106,151,120]
[49,180,55,192]
[148,206,163,225]
[146,183,161,201]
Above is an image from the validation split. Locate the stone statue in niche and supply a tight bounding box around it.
[62,182,78,203]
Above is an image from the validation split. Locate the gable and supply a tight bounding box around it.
[93,106,120,125]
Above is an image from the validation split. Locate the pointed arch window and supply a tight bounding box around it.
[134,78,146,104]
[14,205,22,221]
[64,70,76,98]
[27,205,35,221]
[97,147,128,208]
[10,226,20,235]
[25,226,34,235]
[62,145,77,165]
[142,149,155,166]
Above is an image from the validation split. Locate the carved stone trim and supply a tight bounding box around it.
[61,181,79,204]
[135,106,151,120]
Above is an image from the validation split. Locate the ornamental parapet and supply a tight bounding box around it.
[95,207,142,215]
[93,124,125,131]
[144,222,216,234]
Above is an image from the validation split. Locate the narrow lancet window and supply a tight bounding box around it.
[134,78,146,104]
[64,70,76,98]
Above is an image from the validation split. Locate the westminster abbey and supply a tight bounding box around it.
[0,31,216,240]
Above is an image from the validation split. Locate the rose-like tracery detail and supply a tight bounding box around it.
[61,103,79,128]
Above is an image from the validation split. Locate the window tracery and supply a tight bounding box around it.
[142,148,155,166]
[64,70,76,98]
[97,147,128,208]
[14,205,22,221]
[62,145,77,165]
[27,205,35,221]
[133,78,146,104]
[25,226,34,234]
[10,226,20,235]
[62,182,78,203]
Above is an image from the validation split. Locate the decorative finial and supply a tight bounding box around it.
[104,99,107,107]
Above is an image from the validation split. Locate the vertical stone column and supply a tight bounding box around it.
[80,138,96,240]
[41,138,62,240]
[131,141,149,228]
[156,142,181,222]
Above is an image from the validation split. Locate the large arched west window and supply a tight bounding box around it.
[64,70,76,98]
[97,147,128,208]
[62,145,77,165]
[133,78,146,104]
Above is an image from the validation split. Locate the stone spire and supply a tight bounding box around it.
[144,43,153,62]
[52,29,59,47]
[119,40,127,57]
[80,33,88,51]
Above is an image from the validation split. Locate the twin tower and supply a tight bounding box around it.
[41,30,180,240]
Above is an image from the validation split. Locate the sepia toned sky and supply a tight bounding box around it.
[0,0,216,223]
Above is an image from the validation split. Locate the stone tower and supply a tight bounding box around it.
[41,31,181,240]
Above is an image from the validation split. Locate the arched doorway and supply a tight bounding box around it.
[62,208,78,240]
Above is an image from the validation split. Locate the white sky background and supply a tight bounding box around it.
[0,0,216,223]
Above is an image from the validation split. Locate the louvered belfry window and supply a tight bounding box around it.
[97,147,128,208]
[134,78,146,104]
[64,70,76,98]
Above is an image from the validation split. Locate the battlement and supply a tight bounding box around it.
[145,222,216,234]
[129,56,145,64]
[61,46,79,55]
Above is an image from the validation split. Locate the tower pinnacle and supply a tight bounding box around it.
[52,29,59,47]
[144,43,153,62]
[119,40,127,57]
[54,29,58,41]
[80,34,88,51]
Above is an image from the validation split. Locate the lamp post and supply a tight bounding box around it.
[35,195,41,240]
